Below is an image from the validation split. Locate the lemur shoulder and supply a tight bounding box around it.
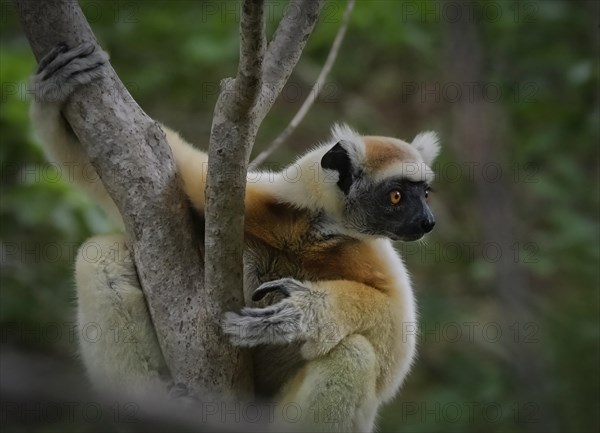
[29,43,440,433]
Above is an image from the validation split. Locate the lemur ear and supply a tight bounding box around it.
[321,141,355,194]
[411,131,440,166]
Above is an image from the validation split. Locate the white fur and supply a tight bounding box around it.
[330,122,367,165]
[411,130,440,166]
[250,124,440,216]
[30,102,124,228]
[75,234,169,399]
[254,123,366,220]
[371,238,417,403]
[257,148,345,218]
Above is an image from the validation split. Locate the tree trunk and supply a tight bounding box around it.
[14,0,239,397]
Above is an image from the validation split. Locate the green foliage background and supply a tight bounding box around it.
[0,0,598,432]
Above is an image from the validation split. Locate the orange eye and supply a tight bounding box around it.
[389,190,401,205]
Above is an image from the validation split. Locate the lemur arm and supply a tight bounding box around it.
[223,277,392,359]
[29,43,208,225]
[30,101,126,227]
[160,127,208,213]
[29,43,210,399]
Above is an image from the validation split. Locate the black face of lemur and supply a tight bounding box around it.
[321,141,435,241]
[346,177,435,241]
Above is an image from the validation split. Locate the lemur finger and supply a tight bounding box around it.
[222,304,304,347]
[31,43,110,104]
[222,312,266,346]
[39,42,97,80]
[36,43,68,74]
[252,278,307,301]
[45,48,109,85]
[238,302,289,317]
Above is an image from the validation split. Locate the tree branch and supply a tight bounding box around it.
[203,0,267,399]
[228,0,268,118]
[204,0,325,398]
[252,0,355,167]
[14,0,219,396]
[252,0,326,122]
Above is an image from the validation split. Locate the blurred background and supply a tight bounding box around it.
[1,0,598,432]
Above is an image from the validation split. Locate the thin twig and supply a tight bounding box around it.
[230,0,267,117]
[251,0,355,167]
[252,0,326,122]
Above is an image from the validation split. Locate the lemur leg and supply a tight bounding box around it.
[75,234,170,398]
[29,42,123,226]
[224,278,391,432]
[223,277,391,357]
[276,334,378,433]
[29,42,209,219]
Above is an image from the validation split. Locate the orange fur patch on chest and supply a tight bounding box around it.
[244,186,393,292]
[302,239,391,291]
[244,185,312,250]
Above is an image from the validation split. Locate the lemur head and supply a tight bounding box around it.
[320,124,440,241]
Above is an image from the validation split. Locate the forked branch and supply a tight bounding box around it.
[252,0,355,166]
[203,0,326,400]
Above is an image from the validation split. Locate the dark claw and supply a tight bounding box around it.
[40,41,98,79]
[252,283,288,302]
[36,43,69,73]
[239,303,286,316]
[252,278,306,302]
[30,42,109,104]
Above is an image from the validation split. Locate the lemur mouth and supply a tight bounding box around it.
[398,233,425,242]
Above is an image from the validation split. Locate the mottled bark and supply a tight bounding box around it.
[203,0,325,400]
[203,0,268,398]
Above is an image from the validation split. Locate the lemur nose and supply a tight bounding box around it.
[421,218,435,233]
